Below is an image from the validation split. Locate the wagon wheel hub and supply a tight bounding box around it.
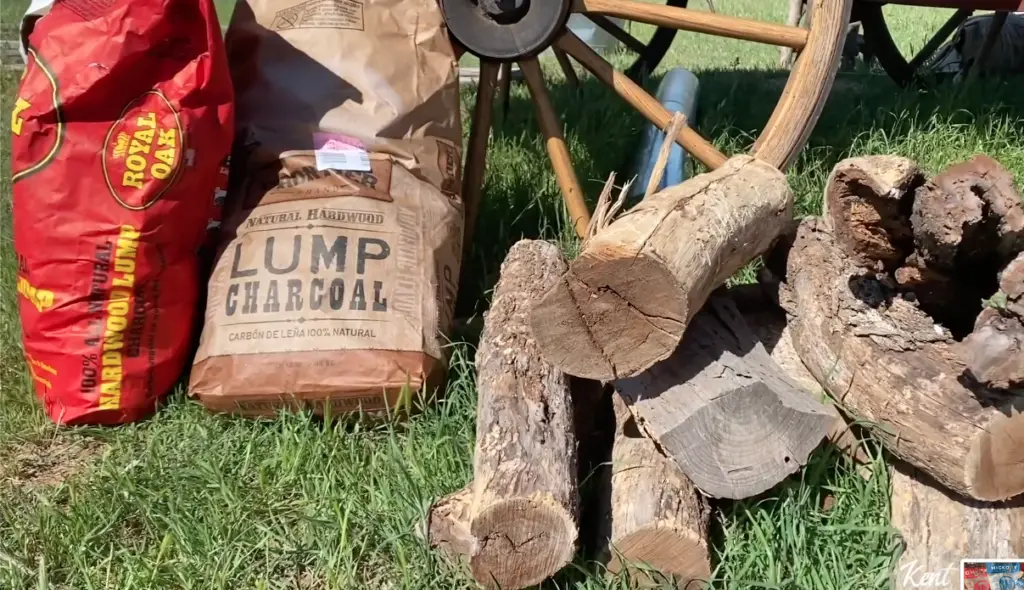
[440,0,572,60]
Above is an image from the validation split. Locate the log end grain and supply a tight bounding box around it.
[469,495,578,589]
[968,411,1024,501]
[617,296,835,500]
[530,255,684,381]
[823,155,921,270]
[607,528,710,589]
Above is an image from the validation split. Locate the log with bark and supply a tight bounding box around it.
[615,294,835,499]
[963,251,1024,390]
[530,155,795,381]
[778,218,1024,501]
[594,394,711,588]
[891,462,1024,590]
[425,239,580,589]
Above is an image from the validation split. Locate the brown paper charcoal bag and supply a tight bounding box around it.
[188,0,464,416]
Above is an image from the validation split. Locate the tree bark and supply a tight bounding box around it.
[530,155,794,381]
[891,462,1024,590]
[469,239,579,589]
[821,155,921,271]
[595,394,711,588]
[615,294,834,499]
[963,251,1024,390]
[779,218,1024,501]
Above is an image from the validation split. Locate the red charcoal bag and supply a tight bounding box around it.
[11,0,234,425]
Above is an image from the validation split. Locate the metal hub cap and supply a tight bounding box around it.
[440,0,573,61]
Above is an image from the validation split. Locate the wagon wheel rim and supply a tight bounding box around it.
[859,3,973,87]
[448,0,852,241]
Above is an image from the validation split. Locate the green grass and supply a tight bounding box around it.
[3,1,1024,589]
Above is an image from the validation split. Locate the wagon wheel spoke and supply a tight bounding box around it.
[518,57,591,238]
[552,47,580,89]
[575,0,808,49]
[461,61,500,256]
[586,14,649,54]
[496,62,512,118]
[907,8,972,71]
[556,30,727,170]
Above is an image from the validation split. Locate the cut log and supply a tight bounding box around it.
[426,487,476,566]
[736,295,871,466]
[530,155,794,381]
[894,253,986,337]
[963,252,1024,390]
[615,294,834,499]
[910,154,1024,273]
[596,394,711,588]
[821,155,921,271]
[779,218,1024,501]
[470,239,579,589]
[891,462,1024,590]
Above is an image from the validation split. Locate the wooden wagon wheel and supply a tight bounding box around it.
[858,2,975,86]
[444,0,853,242]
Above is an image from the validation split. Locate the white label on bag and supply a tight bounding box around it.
[315,147,371,172]
[313,134,371,172]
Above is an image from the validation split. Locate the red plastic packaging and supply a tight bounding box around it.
[11,0,234,425]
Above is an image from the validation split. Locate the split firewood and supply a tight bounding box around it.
[615,294,834,499]
[595,394,711,588]
[891,462,1024,590]
[734,292,871,467]
[963,251,1024,389]
[779,218,1024,501]
[821,155,921,271]
[468,239,579,589]
[530,155,794,381]
[910,154,1024,272]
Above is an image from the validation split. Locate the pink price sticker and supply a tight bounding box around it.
[312,132,366,151]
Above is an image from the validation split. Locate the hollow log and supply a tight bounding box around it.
[615,294,834,499]
[821,155,921,271]
[911,154,1024,273]
[780,218,1024,501]
[530,155,794,381]
[596,394,711,588]
[469,239,579,589]
[963,251,1024,390]
[891,462,1024,590]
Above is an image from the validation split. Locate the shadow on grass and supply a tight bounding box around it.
[455,64,1024,320]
